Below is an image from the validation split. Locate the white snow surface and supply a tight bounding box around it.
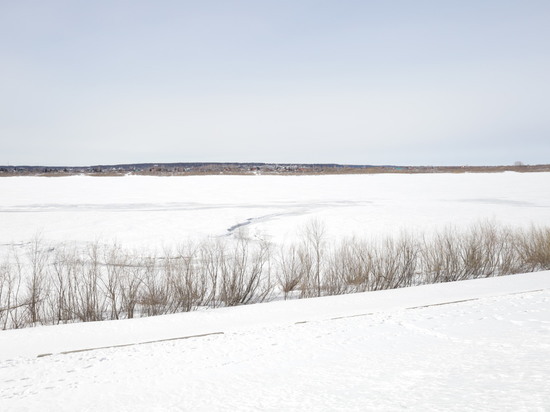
[1,271,549,411]
[1,172,550,251]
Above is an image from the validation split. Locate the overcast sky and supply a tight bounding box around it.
[1,1,549,166]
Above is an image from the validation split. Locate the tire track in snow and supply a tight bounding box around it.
[37,332,224,358]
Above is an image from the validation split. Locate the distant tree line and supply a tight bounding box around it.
[2,163,550,176]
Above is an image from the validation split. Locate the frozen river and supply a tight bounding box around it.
[1,172,549,250]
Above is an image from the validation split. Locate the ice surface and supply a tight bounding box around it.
[1,172,549,251]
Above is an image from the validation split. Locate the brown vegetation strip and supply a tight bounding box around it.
[3,163,550,177]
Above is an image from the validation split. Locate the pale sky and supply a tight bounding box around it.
[1,0,549,166]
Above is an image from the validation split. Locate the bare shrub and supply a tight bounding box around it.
[218,235,273,306]
[8,255,26,329]
[287,220,328,298]
[276,244,304,299]
[497,227,524,276]
[324,238,370,295]
[139,257,169,317]
[0,259,8,328]
[421,222,531,284]
[342,239,376,291]
[518,226,550,271]
[421,228,460,284]
[367,236,418,291]
[456,222,509,279]
[24,236,50,325]
[304,219,326,297]
[164,243,208,312]
[294,243,315,298]
[60,243,107,323]
[49,246,79,324]
[0,254,24,329]
[119,261,143,319]
[101,243,129,320]
[199,239,225,308]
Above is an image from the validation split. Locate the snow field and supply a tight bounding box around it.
[1,172,549,250]
[0,272,549,411]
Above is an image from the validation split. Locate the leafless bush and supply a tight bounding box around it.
[101,243,130,320]
[163,243,208,312]
[276,245,304,299]
[456,222,503,279]
[139,257,169,316]
[48,246,79,324]
[199,239,225,308]
[367,236,418,290]
[0,253,25,329]
[66,243,107,322]
[420,222,525,283]
[324,238,370,295]
[120,262,143,319]
[517,226,550,272]
[218,235,273,306]
[289,220,327,298]
[305,219,326,296]
[24,236,50,325]
[421,228,462,284]
[0,260,8,328]
[497,228,525,275]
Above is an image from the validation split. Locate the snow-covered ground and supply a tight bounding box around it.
[1,172,550,251]
[1,271,549,411]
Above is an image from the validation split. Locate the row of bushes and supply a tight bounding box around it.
[1,221,549,330]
